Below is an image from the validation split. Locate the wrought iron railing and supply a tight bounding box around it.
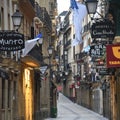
[29,0,35,8]
[65,39,71,48]
[35,2,52,33]
[83,22,91,33]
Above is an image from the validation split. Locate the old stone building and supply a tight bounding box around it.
[0,0,57,120]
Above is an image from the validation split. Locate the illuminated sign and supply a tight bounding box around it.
[106,44,120,68]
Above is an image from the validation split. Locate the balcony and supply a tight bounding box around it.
[82,22,91,33]
[75,52,87,62]
[29,0,35,7]
[35,2,52,34]
[65,39,71,48]
[19,0,35,19]
[49,2,57,19]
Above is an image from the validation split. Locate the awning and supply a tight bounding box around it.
[21,55,40,67]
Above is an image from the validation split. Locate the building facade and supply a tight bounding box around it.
[56,1,120,120]
[0,0,57,120]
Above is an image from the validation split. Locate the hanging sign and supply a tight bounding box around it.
[40,66,48,74]
[106,44,120,68]
[99,68,109,75]
[0,30,24,51]
[91,20,115,39]
[90,44,106,57]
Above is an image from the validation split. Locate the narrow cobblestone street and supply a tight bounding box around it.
[45,93,108,120]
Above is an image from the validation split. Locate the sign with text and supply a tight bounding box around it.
[91,20,115,39]
[0,30,24,51]
[99,68,109,75]
[90,44,106,57]
[106,44,120,68]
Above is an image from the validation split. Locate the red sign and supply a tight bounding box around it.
[106,44,120,68]
[57,85,62,91]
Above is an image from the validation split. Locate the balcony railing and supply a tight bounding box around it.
[35,2,52,33]
[65,39,71,48]
[82,22,91,33]
[29,0,35,8]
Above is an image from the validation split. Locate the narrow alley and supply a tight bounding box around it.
[45,93,108,120]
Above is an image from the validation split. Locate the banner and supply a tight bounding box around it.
[70,1,87,46]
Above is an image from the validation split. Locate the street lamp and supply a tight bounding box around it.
[48,46,53,56]
[85,0,98,14]
[12,9,23,31]
[11,9,23,61]
[39,37,43,44]
[55,55,59,63]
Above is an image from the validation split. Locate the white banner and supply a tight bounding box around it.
[71,2,87,46]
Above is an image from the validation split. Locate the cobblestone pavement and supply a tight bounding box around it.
[45,93,109,120]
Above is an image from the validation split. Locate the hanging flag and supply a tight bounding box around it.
[22,33,43,57]
[35,33,42,39]
[70,0,79,9]
[71,1,87,46]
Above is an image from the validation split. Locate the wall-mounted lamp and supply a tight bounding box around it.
[84,0,108,19]
[64,50,67,55]
[12,10,23,31]
[65,71,69,76]
[48,46,53,56]
[39,37,43,44]
[55,55,59,63]
[60,72,63,77]
[85,0,98,14]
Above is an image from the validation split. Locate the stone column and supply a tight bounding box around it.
[5,79,8,120]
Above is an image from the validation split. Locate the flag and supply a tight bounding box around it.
[71,1,87,46]
[35,33,42,39]
[22,33,43,57]
[70,0,78,9]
